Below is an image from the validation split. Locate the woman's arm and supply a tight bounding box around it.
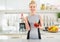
[39,15,43,29]
[24,16,30,31]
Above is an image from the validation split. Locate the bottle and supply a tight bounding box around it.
[40,4,46,10]
[20,13,23,31]
[20,13,26,32]
[20,13,24,23]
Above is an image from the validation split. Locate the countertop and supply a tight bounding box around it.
[0,30,60,35]
[0,30,60,42]
[0,38,60,42]
[0,30,60,39]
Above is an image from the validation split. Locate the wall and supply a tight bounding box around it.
[0,0,60,10]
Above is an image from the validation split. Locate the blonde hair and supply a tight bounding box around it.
[29,0,36,5]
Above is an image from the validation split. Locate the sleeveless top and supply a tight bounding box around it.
[27,14,40,39]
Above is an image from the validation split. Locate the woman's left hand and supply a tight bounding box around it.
[38,26,44,30]
[34,22,39,28]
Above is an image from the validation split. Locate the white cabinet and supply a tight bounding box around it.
[0,0,60,10]
[6,0,60,10]
[6,0,30,10]
[0,0,5,10]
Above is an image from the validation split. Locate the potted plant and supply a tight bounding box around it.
[57,13,60,22]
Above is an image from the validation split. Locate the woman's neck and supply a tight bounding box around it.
[30,12,36,16]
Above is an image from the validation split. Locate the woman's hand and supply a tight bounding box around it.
[26,28,30,31]
[38,26,44,30]
[34,22,39,28]
[24,16,31,31]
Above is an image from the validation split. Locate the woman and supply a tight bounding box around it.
[24,0,43,39]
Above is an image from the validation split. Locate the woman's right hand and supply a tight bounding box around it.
[26,28,30,31]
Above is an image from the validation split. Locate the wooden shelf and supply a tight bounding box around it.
[0,10,60,14]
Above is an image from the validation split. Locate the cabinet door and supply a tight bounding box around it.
[0,0,5,10]
[6,0,30,10]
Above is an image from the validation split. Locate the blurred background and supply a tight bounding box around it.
[0,0,60,41]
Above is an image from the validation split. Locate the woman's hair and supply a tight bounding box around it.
[29,0,36,5]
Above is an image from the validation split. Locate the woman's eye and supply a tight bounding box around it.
[30,6,32,8]
[30,6,35,8]
[33,6,35,8]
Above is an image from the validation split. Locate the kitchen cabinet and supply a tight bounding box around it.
[6,0,60,10]
[0,0,60,10]
[6,0,30,10]
[0,0,5,10]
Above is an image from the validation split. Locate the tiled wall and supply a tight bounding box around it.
[0,13,58,32]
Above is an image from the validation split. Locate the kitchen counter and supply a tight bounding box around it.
[0,30,60,39]
[0,31,60,42]
[0,38,60,42]
[0,30,60,42]
[0,30,60,35]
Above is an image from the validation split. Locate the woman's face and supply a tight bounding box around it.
[29,3,36,13]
